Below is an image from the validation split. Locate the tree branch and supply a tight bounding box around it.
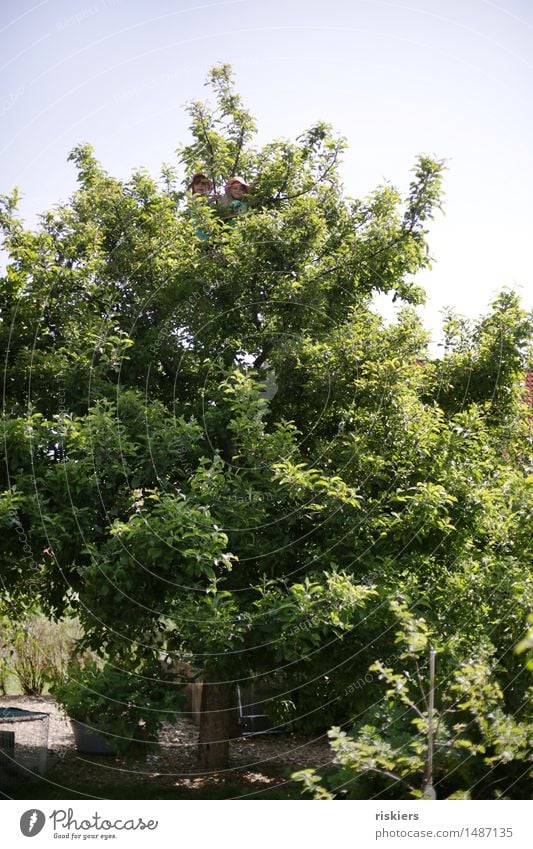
[230,127,245,178]
[272,144,341,204]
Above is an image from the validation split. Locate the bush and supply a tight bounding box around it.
[293,603,532,800]
[51,660,182,761]
[0,612,81,695]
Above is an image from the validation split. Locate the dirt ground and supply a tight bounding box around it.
[0,695,333,798]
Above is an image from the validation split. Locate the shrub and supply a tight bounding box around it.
[293,604,532,800]
[51,660,182,761]
[0,613,82,695]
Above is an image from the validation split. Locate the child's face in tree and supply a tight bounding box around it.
[193,178,212,196]
[227,180,248,200]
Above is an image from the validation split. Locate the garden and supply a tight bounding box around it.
[1,66,531,801]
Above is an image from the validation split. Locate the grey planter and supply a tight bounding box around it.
[70,720,115,755]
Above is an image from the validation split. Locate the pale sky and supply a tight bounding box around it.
[1,0,532,348]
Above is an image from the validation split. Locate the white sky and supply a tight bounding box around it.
[1,0,532,347]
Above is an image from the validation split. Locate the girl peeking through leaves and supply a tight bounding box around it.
[187,172,215,241]
[221,176,251,217]
[188,172,214,198]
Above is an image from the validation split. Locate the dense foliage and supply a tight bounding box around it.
[1,66,531,793]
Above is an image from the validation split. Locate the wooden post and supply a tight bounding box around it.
[423,648,437,799]
[191,681,203,726]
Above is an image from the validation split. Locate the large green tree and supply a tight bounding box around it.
[1,66,531,789]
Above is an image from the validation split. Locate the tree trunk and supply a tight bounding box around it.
[198,679,234,770]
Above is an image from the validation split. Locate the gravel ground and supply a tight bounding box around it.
[0,695,333,797]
